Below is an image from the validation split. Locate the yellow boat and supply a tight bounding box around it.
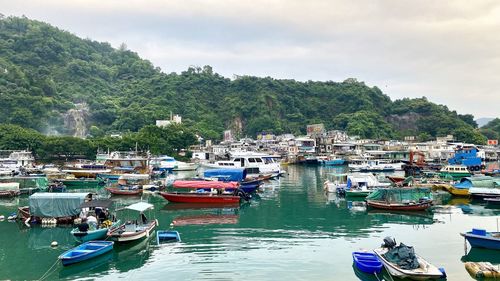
[465,262,500,279]
[441,184,470,196]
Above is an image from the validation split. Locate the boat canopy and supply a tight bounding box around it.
[454,176,500,189]
[204,168,247,182]
[125,202,154,212]
[29,192,91,217]
[173,180,239,189]
[366,188,432,202]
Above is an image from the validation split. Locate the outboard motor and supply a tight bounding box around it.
[382,237,397,249]
[233,188,251,201]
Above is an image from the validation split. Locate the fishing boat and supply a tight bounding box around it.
[173,161,199,171]
[203,168,262,193]
[439,165,471,180]
[0,182,20,197]
[352,252,383,274]
[106,186,143,196]
[373,238,445,280]
[58,241,114,266]
[71,200,121,243]
[156,230,181,244]
[107,202,157,243]
[460,228,500,250]
[160,178,249,204]
[365,188,433,211]
[18,192,93,224]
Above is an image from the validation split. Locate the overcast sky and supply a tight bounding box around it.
[2,0,499,118]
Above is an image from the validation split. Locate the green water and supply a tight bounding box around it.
[0,166,499,281]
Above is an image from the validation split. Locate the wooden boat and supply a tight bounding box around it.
[58,241,114,266]
[156,230,181,244]
[373,247,444,280]
[465,262,500,279]
[18,192,93,224]
[0,182,20,197]
[107,202,157,243]
[461,228,500,250]
[352,252,383,274]
[106,186,142,195]
[386,176,405,185]
[365,188,433,211]
[160,192,241,204]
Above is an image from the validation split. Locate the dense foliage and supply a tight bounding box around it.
[0,16,492,145]
[480,118,500,141]
[0,124,197,160]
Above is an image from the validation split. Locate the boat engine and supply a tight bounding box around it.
[233,188,251,201]
[382,237,397,249]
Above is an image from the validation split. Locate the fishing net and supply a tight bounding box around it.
[383,243,420,270]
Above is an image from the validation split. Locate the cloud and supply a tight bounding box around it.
[1,0,500,117]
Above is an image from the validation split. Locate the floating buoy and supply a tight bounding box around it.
[7,213,17,220]
[51,241,58,247]
[170,223,174,227]
[0,215,5,220]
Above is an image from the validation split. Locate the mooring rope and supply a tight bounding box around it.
[38,259,59,281]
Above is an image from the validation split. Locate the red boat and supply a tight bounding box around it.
[106,187,142,196]
[385,176,405,184]
[365,200,432,211]
[159,192,241,204]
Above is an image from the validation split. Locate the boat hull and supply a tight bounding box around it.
[108,221,157,242]
[106,187,142,196]
[71,221,121,243]
[442,184,470,196]
[461,232,500,250]
[160,192,240,204]
[59,241,114,266]
[366,200,432,211]
[374,248,444,280]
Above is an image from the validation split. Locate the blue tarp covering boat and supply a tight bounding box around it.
[58,241,114,266]
[204,168,247,182]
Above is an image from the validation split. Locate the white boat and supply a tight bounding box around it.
[173,161,199,171]
[150,156,177,172]
[349,159,403,172]
[0,150,35,174]
[107,202,157,242]
[323,174,348,193]
[374,247,444,280]
[201,152,281,177]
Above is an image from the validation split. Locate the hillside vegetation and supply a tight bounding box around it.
[0,16,489,144]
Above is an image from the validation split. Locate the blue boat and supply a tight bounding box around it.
[352,251,383,274]
[461,229,500,250]
[321,159,346,166]
[58,241,114,266]
[157,230,181,244]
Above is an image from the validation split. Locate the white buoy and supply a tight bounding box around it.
[0,215,4,220]
[51,241,58,247]
[170,222,174,227]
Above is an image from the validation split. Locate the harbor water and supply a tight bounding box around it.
[0,165,499,280]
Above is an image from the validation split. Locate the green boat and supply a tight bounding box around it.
[439,165,471,180]
[345,189,372,197]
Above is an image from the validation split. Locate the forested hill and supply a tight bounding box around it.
[0,16,490,143]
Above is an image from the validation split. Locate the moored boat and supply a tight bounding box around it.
[71,200,121,243]
[107,202,157,243]
[58,241,114,266]
[156,230,181,244]
[106,186,143,196]
[352,252,383,274]
[373,238,445,280]
[365,188,433,211]
[460,228,500,250]
[18,192,93,224]
[160,192,241,204]
[439,165,471,180]
[465,262,500,279]
[0,182,20,197]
